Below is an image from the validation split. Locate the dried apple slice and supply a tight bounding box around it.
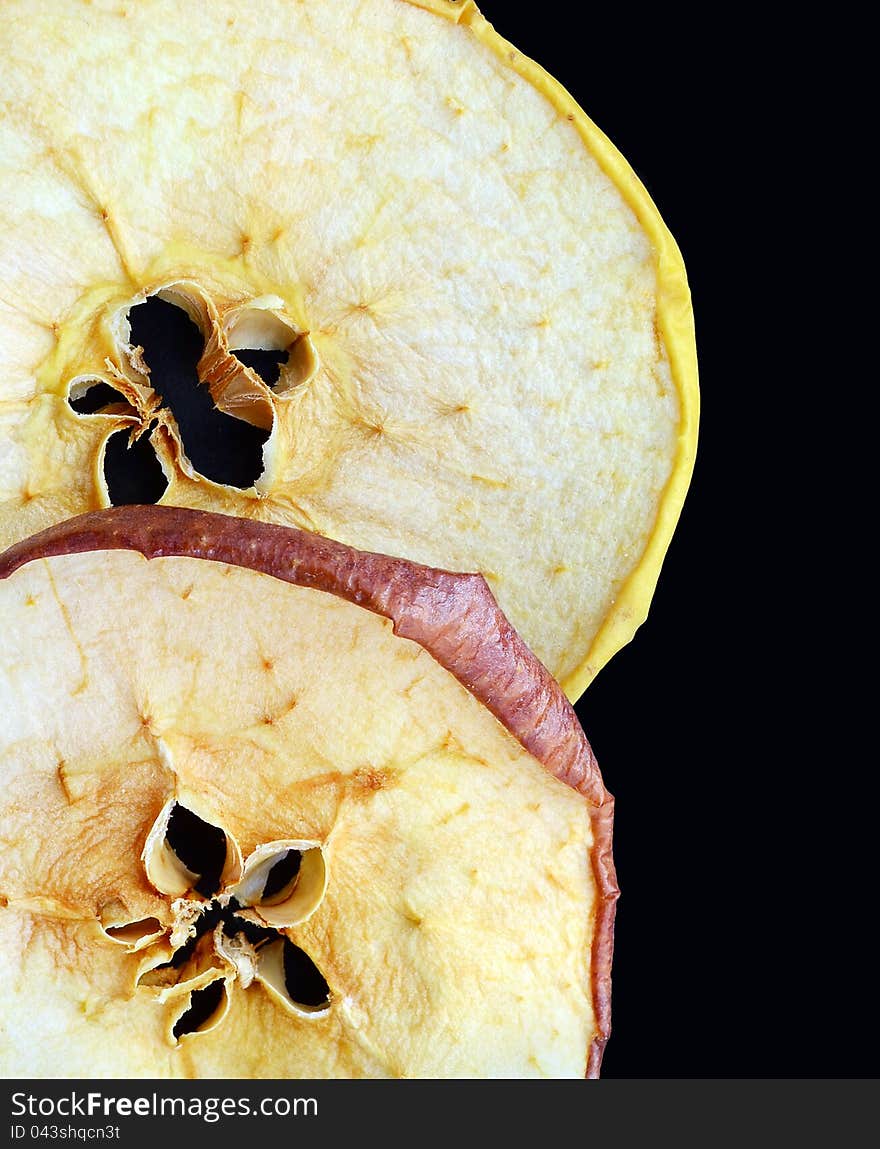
[0,0,697,698]
[0,506,616,1078]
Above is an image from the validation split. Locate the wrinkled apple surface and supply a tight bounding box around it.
[0,507,616,1078]
[0,0,697,698]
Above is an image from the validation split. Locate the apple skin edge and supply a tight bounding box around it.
[0,504,619,1078]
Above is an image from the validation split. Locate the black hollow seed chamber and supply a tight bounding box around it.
[281,936,330,1007]
[68,381,127,415]
[164,802,228,898]
[261,849,303,900]
[172,979,226,1039]
[102,427,168,506]
[127,297,274,491]
[90,296,291,504]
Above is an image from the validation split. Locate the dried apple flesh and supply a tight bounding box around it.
[0,0,696,698]
[0,546,600,1077]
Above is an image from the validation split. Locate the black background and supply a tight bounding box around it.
[474,3,873,1079]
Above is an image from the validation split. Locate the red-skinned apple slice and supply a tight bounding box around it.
[0,506,617,1078]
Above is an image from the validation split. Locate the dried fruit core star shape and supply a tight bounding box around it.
[116,798,330,1042]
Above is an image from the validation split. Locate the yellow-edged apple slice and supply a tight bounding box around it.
[0,0,698,699]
